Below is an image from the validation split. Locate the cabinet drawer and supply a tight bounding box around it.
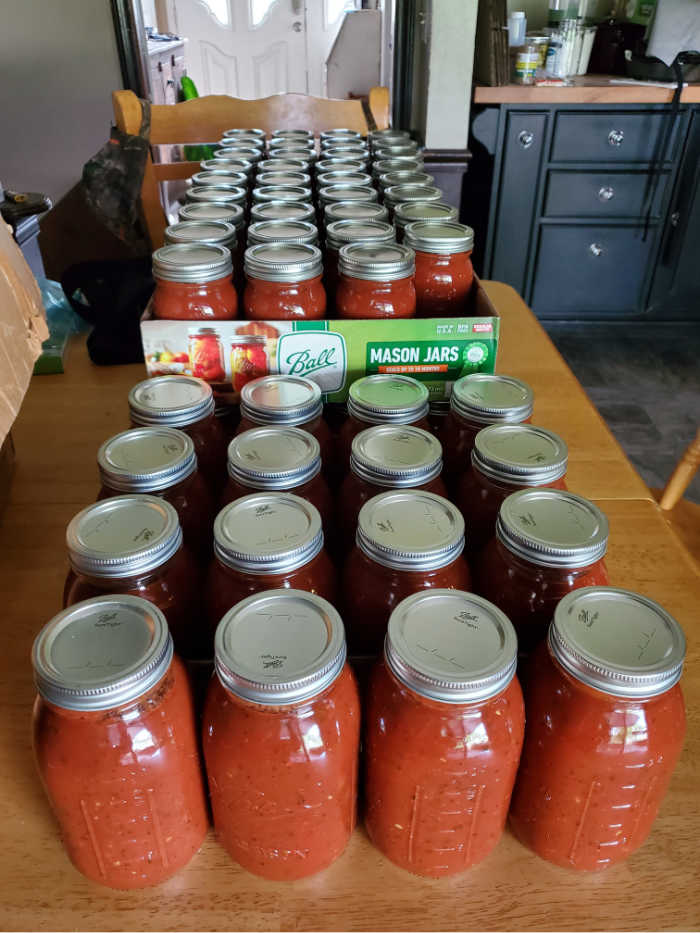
[531,224,654,316]
[551,111,680,163]
[543,169,669,218]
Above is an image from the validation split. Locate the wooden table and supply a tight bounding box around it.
[1,283,697,931]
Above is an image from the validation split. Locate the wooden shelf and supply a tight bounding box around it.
[474,75,700,105]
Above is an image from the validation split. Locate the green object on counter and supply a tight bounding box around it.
[181,77,216,162]
[624,0,656,26]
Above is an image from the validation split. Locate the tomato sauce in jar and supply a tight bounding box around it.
[457,424,568,558]
[243,243,326,321]
[404,221,475,316]
[476,489,610,655]
[203,589,359,880]
[152,243,237,321]
[336,243,416,319]
[32,595,208,889]
[324,220,395,305]
[365,589,524,877]
[342,490,470,657]
[393,201,458,242]
[510,587,686,870]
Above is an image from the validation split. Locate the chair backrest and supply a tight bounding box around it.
[112,88,390,250]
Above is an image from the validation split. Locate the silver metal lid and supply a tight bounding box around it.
[178,202,245,228]
[317,171,373,188]
[394,200,459,229]
[271,128,313,138]
[549,587,686,698]
[66,495,182,578]
[378,171,435,190]
[244,242,323,282]
[190,170,248,188]
[351,425,442,487]
[472,424,568,486]
[213,146,262,162]
[383,184,444,207]
[97,427,197,493]
[204,156,254,175]
[374,142,420,158]
[404,221,475,254]
[323,146,368,159]
[240,374,322,425]
[32,595,173,711]
[320,128,361,139]
[256,171,312,187]
[217,136,264,149]
[347,373,429,423]
[370,128,410,141]
[318,184,378,205]
[258,158,310,173]
[321,131,365,143]
[213,492,323,573]
[247,219,318,247]
[186,185,247,205]
[223,127,265,138]
[385,590,518,703]
[269,148,317,161]
[152,242,233,283]
[250,200,316,223]
[372,158,424,178]
[316,158,368,174]
[228,426,321,489]
[451,373,534,425]
[357,490,464,571]
[497,489,609,569]
[324,201,389,225]
[252,185,313,203]
[165,220,236,249]
[338,242,415,281]
[214,589,345,705]
[325,219,395,251]
[269,138,314,152]
[129,375,215,427]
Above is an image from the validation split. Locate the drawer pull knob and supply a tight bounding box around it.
[598,186,614,201]
[518,130,534,149]
[608,129,624,147]
[589,243,603,257]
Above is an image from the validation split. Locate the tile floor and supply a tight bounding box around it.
[544,321,700,505]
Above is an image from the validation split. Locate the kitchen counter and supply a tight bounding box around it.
[474,74,700,104]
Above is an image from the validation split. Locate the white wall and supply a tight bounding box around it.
[0,0,123,203]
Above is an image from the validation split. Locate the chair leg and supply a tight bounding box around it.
[659,428,700,511]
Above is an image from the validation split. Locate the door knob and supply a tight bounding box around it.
[518,130,534,149]
[608,129,624,147]
[598,186,614,201]
[589,243,603,257]
[292,20,302,31]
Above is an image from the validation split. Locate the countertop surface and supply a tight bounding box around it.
[474,74,700,104]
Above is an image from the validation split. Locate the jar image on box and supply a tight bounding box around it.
[404,221,475,317]
[439,373,534,485]
[336,243,416,320]
[510,587,687,870]
[338,373,430,468]
[325,219,395,304]
[249,199,316,224]
[247,219,318,248]
[97,426,215,565]
[203,589,360,880]
[393,201,458,241]
[323,200,389,227]
[230,334,268,394]
[204,493,337,648]
[188,327,226,382]
[151,243,237,321]
[457,424,568,558]
[383,185,444,218]
[63,496,204,660]
[129,375,229,492]
[243,243,326,321]
[365,589,524,877]
[32,595,208,889]
[342,490,470,656]
[476,489,610,655]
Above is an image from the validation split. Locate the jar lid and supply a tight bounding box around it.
[258,158,310,173]
[316,158,367,174]
[247,219,318,247]
[269,138,314,152]
[370,128,410,141]
[223,127,265,138]
[357,490,464,571]
[378,171,434,190]
[269,148,316,162]
[404,221,475,254]
[347,373,429,423]
[271,128,313,138]
[252,185,313,203]
[372,158,424,178]
[213,492,323,573]
[321,138,367,150]
[227,426,321,489]
[214,589,345,705]
[187,185,247,205]
[178,202,245,228]
[165,220,236,249]
[383,185,444,207]
[250,200,316,223]
[317,171,373,189]
[32,595,173,711]
[244,242,323,283]
[497,489,609,569]
[450,373,534,425]
[240,374,323,425]
[66,495,182,578]
[385,590,518,704]
[129,375,215,427]
[205,157,253,174]
[217,136,264,149]
[375,143,420,158]
[152,242,233,284]
[318,184,378,204]
[550,587,686,699]
[323,144,368,156]
[190,170,249,188]
[320,128,361,140]
[394,200,459,229]
[325,219,395,251]
[338,242,415,281]
[213,147,262,162]
[256,171,312,188]
[324,201,389,224]
[97,426,197,493]
[472,424,568,486]
[351,425,442,487]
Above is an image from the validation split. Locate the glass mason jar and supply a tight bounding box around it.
[213,146,262,165]
[338,373,431,470]
[247,219,318,248]
[188,327,226,382]
[322,146,369,161]
[204,493,337,650]
[316,158,368,176]
[383,185,444,219]
[165,220,241,303]
[476,489,610,655]
[439,373,534,487]
[190,170,249,190]
[96,426,215,565]
[369,128,411,147]
[244,243,326,321]
[256,171,312,189]
[269,147,317,164]
[323,200,389,228]
[510,587,687,871]
[216,136,263,152]
[324,219,395,305]
[338,425,446,546]
[230,334,268,394]
[336,243,416,319]
[63,496,204,661]
[320,128,362,141]
[365,590,524,877]
[222,126,265,139]
[377,170,435,192]
[342,490,470,657]
[404,221,475,316]
[271,128,313,139]
[200,157,254,180]
[457,424,568,558]
[151,243,237,321]
[371,158,425,181]
[203,589,360,880]
[32,595,208,889]
[318,185,378,210]
[178,201,245,227]
[251,185,313,205]
[374,142,420,161]
[249,200,316,224]
[129,375,229,492]
[186,185,248,210]
[317,171,373,190]
[393,201,458,241]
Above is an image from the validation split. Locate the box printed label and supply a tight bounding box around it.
[276,331,347,393]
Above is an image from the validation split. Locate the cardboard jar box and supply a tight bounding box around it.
[140,277,499,407]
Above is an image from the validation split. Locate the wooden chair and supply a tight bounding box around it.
[653,428,700,568]
[112,88,390,250]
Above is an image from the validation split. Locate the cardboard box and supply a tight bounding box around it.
[140,277,499,405]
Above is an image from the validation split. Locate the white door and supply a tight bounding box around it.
[305,0,359,98]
